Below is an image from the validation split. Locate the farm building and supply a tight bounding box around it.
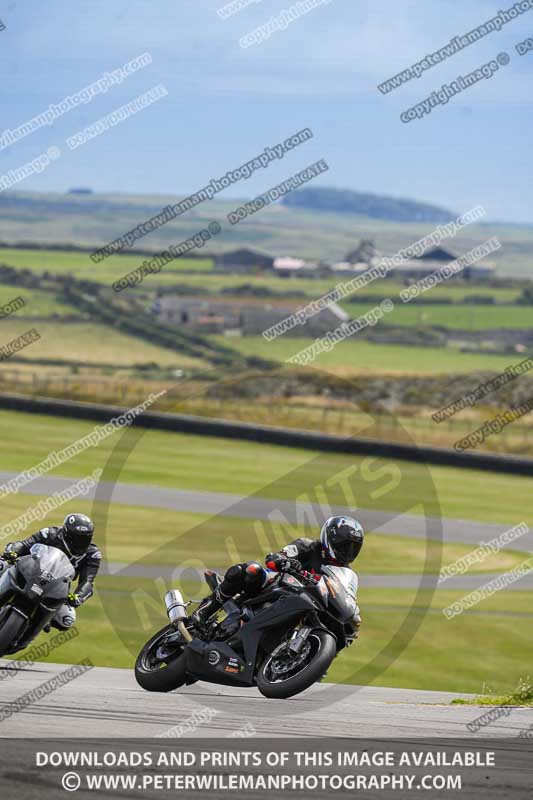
[155,295,349,336]
[345,239,377,264]
[273,256,330,278]
[214,248,274,273]
[338,242,496,282]
[391,247,496,281]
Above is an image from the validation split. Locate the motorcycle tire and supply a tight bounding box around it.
[0,608,26,656]
[257,629,336,700]
[135,624,190,692]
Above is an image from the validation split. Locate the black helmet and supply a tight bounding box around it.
[320,516,364,566]
[62,513,94,556]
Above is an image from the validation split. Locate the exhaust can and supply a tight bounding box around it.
[165,589,188,625]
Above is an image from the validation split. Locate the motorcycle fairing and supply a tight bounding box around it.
[321,565,358,622]
[0,544,75,654]
[185,640,250,687]
[184,592,318,687]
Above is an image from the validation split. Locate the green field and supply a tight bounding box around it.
[2,492,528,576]
[0,191,531,693]
[0,246,523,303]
[0,320,201,367]
[328,588,532,693]
[1,190,533,278]
[0,286,80,318]
[0,409,531,527]
[0,274,527,381]
[0,245,528,383]
[210,335,521,374]
[0,247,212,285]
[3,578,529,695]
[343,302,531,330]
[149,272,521,303]
[0,409,531,694]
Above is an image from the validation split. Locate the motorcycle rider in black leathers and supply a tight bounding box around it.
[0,513,100,630]
[193,516,364,636]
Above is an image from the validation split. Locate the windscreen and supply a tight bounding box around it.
[30,544,75,581]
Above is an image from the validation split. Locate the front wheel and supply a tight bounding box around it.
[0,608,27,656]
[135,624,192,692]
[257,629,336,699]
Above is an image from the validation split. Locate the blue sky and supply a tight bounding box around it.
[1,0,532,222]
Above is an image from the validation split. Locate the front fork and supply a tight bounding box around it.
[288,622,313,656]
[0,565,17,607]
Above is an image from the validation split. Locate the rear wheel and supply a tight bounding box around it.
[0,608,27,656]
[135,624,192,692]
[257,629,336,699]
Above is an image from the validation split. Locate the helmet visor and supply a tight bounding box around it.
[64,531,92,556]
[333,539,361,566]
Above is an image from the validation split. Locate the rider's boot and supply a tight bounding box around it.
[191,588,226,626]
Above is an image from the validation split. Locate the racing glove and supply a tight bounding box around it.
[68,593,82,608]
[283,558,303,573]
[265,553,302,573]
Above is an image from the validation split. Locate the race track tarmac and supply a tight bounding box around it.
[1,662,532,738]
[1,471,531,551]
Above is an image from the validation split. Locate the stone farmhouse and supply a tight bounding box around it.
[155,295,349,336]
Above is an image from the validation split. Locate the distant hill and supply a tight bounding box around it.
[282,187,455,223]
[0,189,531,277]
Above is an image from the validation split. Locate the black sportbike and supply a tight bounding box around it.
[135,564,360,699]
[0,543,75,655]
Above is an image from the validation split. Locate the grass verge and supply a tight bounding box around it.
[0,410,531,528]
[2,580,530,695]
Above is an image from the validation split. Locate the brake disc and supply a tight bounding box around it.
[271,641,311,677]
